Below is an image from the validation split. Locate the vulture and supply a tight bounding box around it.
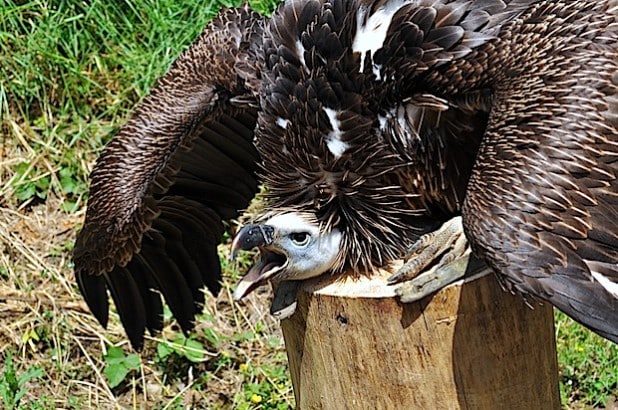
[73,0,618,349]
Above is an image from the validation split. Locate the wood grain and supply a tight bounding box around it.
[280,270,560,409]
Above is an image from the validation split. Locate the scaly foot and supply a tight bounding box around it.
[387,216,477,302]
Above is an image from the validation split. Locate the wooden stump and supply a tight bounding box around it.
[280,268,560,409]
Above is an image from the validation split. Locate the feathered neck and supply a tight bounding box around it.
[254,0,429,274]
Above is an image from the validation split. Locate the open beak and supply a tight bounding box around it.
[233,250,288,300]
[231,224,288,300]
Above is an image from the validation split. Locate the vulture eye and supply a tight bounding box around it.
[289,232,311,247]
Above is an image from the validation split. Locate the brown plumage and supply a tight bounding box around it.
[74,0,618,348]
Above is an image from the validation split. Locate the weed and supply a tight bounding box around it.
[156,333,211,364]
[556,311,618,408]
[103,346,141,389]
[235,355,293,409]
[0,352,44,410]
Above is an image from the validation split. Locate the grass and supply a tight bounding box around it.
[1,0,291,408]
[0,0,616,408]
[556,312,618,408]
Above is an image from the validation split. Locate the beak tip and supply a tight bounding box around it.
[229,234,242,262]
[233,281,251,301]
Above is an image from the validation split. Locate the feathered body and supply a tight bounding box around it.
[74,0,618,348]
[256,0,492,273]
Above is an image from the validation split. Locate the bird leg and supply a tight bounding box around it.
[387,216,480,302]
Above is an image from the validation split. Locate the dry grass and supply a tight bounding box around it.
[0,114,292,408]
[0,193,292,408]
[0,199,291,408]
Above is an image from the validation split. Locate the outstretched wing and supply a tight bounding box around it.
[73,6,265,349]
[462,2,618,342]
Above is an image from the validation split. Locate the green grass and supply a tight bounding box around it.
[0,0,274,207]
[556,311,618,408]
[0,0,616,408]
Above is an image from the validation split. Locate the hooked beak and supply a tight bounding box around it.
[230,224,274,260]
[230,224,288,301]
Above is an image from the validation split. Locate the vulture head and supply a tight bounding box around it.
[232,213,342,300]
[74,0,618,349]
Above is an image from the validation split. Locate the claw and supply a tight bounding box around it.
[388,216,484,302]
[395,250,471,302]
[387,216,467,285]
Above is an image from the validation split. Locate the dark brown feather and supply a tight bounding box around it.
[462,1,618,342]
[73,7,264,348]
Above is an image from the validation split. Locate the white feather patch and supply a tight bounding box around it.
[373,63,383,80]
[378,114,388,131]
[323,107,349,157]
[295,40,309,73]
[352,0,409,70]
[276,117,290,129]
[591,271,618,298]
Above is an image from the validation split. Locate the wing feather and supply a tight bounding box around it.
[462,1,618,342]
[104,267,148,348]
[126,257,164,335]
[73,6,264,348]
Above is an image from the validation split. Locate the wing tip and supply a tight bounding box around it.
[75,268,109,329]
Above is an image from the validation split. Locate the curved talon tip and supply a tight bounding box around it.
[386,274,400,284]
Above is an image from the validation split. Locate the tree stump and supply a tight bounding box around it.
[280,267,560,409]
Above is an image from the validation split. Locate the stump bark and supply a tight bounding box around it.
[280,268,560,409]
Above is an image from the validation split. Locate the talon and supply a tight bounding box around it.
[403,234,433,259]
[388,216,478,301]
[387,258,426,284]
[396,251,471,303]
[388,216,467,284]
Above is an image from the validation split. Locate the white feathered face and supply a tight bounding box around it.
[231,212,342,300]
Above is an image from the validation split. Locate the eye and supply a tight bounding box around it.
[289,232,311,247]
